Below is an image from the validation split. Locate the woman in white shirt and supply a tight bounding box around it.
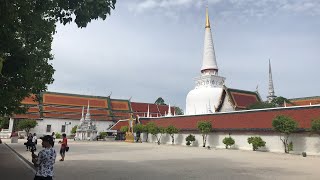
[32,133,37,151]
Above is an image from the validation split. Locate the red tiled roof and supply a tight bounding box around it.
[124,106,320,131]
[131,102,174,117]
[110,120,129,131]
[226,88,261,109]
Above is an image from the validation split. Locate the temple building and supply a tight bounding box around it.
[10,92,174,136]
[186,8,261,115]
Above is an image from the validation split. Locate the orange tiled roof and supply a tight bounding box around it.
[288,96,320,106]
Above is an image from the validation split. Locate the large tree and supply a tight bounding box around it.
[174,107,184,115]
[0,0,116,116]
[155,97,166,105]
[17,119,38,135]
[0,116,10,129]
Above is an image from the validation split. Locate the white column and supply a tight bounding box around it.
[8,118,14,132]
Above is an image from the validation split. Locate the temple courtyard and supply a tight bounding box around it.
[1,140,320,180]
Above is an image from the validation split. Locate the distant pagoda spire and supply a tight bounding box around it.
[85,101,91,121]
[166,104,172,117]
[80,106,85,121]
[146,104,150,118]
[267,59,276,102]
[201,6,218,75]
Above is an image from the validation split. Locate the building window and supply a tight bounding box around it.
[61,125,66,133]
[46,125,51,133]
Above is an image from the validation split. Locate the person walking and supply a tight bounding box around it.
[32,133,37,151]
[58,133,67,161]
[26,133,33,151]
[32,135,56,180]
[51,132,56,147]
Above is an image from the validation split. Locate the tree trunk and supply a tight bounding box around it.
[171,135,174,144]
[202,134,206,147]
[204,134,207,147]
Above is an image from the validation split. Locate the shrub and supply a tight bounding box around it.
[223,136,235,149]
[99,132,108,139]
[71,125,78,134]
[120,126,128,133]
[185,134,195,146]
[55,132,62,139]
[247,136,266,151]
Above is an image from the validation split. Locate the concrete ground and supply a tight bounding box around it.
[3,139,320,180]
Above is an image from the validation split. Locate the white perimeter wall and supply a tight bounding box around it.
[141,132,320,155]
[27,118,114,136]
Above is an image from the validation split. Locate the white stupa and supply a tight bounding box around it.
[75,101,97,141]
[186,8,226,115]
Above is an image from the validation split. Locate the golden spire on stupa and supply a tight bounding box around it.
[205,7,210,28]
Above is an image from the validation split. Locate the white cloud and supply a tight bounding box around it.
[128,0,320,18]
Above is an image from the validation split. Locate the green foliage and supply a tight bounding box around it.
[71,125,78,134]
[147,123,164,145]
[144,122,156,142]
[223,136,235,149]
[186,134,196,146]
[17,119,37,134]
[247,136,266,151]
[120,126,128,133]
[247,102,276,109]
[197,121,212,147]
[133,124,145,133]
[271,96,294,107]
[0,0,116,116]
[247,96,294,110]
[272,115,298,153]
[0,116,10,129]
[99,132,108,139]
[272,115,298,134]
[156,126,166,145]
[311,118,320,133]
[55,132,62,139]
[166,125,179,144]
[154,97,166,105]
[174,107,184,115]
[288,141,293,151]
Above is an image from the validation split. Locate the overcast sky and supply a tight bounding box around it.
[48,0,320,111]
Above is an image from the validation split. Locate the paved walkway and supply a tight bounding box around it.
[0,142,34,179]
[6,140,320,180]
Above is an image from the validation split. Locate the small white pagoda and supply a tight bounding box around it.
[75,102,97,141]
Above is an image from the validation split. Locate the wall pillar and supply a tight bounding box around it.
[8,118,14,132]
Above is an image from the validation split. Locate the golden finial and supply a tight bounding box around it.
[205,7,210,28]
